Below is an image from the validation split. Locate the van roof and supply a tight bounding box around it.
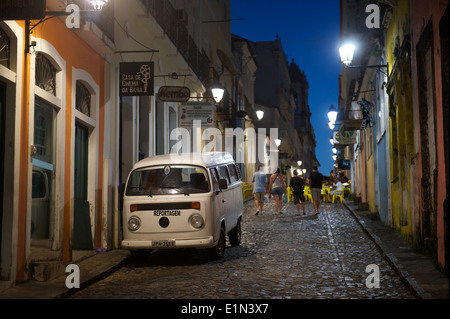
[132,152,235,170]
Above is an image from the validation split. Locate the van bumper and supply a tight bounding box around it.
[121,236,214,250]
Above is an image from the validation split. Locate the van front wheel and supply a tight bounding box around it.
[228,218,241,247]
[208,227,226,260]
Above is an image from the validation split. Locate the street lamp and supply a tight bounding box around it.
[332,148,337,155]
[275,139,282,147]
[339,42,388,69]
[297,161,302,166]
[327,105,338,123]
[339,44,355,66]
[328,122,336,130]
[210,82,225,104]
[256,110,264,120]
[90,0,109,10]
[330,136,334,145]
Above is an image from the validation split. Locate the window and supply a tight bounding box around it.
[209,167,219,190]
[126,166,210,196]
[227,164,239,183]
[35,53,57,96]
[217,165,230,185]
[76,81,91,117]
[0,26,10,69]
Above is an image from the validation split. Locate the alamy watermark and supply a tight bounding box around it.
[65,264,80,289]
[365,264,380,289]
[169,121,280,172]
[365,4,381,29]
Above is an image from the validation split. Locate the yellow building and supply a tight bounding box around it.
[385,0,417,239]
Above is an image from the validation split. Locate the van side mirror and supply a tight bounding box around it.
[218,179,228,190]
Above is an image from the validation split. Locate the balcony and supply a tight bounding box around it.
[140,0,210,87]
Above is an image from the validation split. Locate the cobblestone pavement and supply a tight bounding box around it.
[70,200,415,299]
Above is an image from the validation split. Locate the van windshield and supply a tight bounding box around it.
[125,165,211,196]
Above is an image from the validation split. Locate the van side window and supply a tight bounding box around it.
[227,164,239,183]
[209,168,219,190]
[217,165,231,185]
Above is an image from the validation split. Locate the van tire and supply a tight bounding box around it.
[228,218,242,247]
[208,226,226,260]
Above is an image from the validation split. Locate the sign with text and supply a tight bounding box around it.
[119,62,154,97]
[334,125,357,145]
[179,102,214,128]
[158,86,191,102]
[0,0,46,20]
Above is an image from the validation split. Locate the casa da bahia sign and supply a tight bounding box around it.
[119,62,155,97]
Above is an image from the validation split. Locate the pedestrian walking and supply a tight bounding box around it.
[252,165,268,215]
[307,166,324,215]
[290,170,306,216]
[269,168,287,215]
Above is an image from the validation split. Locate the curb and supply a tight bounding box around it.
[343,201,433,299]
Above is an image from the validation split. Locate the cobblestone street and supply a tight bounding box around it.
[70,200,415,299]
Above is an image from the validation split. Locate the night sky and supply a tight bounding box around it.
[230,0,341,176]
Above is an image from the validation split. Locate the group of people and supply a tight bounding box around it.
[251,166,327,217]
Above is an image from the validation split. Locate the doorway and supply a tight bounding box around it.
[73,122,92,249]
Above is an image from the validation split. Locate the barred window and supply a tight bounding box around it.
[0,26,11,69]
[35,53,57,96]
[76,81,91,117]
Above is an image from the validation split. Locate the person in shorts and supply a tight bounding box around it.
[252,165,268,215]
[269,168,287,214]
[307,166,324,215]
[290,170,306,216]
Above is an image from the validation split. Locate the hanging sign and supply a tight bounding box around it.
[158,86,191,102]
[334,125,357,145]
[0,0,46,20]
[119,62,154,97]
[179,102,214,128]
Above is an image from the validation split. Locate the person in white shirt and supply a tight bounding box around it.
[329,177,344,196]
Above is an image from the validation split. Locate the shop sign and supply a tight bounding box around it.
[158,86,191,102]
[119,62,154,97]
[334,125,357,145]
[0,0,46,20]
[179,102,214,128]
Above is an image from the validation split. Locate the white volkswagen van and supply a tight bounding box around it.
[121,152,244,259]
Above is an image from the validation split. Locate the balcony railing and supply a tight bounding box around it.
[140,0,210,86]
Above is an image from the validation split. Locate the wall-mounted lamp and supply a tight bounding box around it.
[210,82,225,104]
[327,105,338,123]
[275,139,282,147]
[256,110,264,120]
[297,161,302,166]
[90,0,109,11]
[328,122,336,130]
[339,43,388,70]
[302,169,307,175]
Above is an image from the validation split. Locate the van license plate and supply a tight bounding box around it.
[152,240,175,247]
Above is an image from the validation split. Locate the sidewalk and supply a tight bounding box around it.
[0,249,130,299]
[343,200,449,299]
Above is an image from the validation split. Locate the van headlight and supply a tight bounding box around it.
[128,216,141,231]
[189,214,204,229]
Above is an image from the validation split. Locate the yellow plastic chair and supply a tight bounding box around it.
[304,186,313,203]
[287,187,294,203]
[321,187,330,202]
[332,190,344,203]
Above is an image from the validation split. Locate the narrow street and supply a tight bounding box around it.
[69,199,415,299]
